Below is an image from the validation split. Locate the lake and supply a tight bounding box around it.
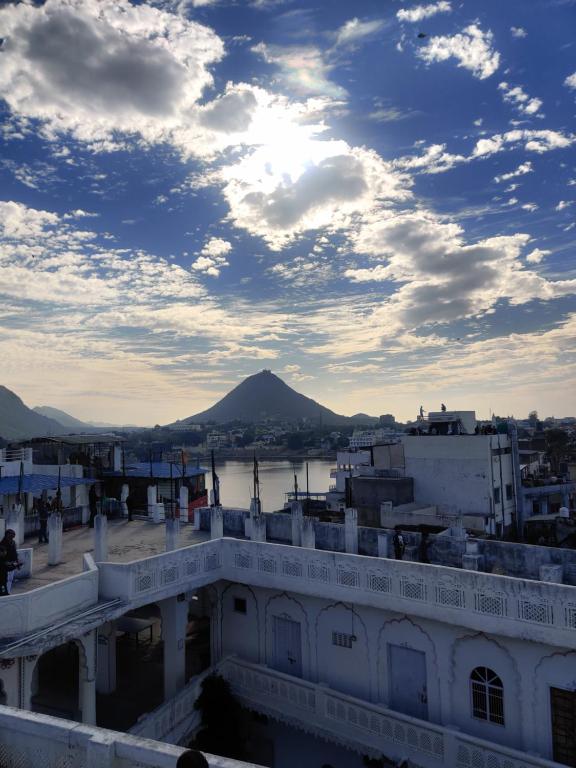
[209,459,334,511]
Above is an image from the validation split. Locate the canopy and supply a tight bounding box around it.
[0,474,94,495]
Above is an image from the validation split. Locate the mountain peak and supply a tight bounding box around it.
[176,370,350,425]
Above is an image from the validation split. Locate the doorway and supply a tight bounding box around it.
[272,616,302,678]
[387,644,428,720]
[551,687,576,766]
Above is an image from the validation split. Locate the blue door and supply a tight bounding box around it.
[388,644,428,720]
[273,616,302,678]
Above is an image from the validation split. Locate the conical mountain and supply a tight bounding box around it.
[34,405,91,429]
[178,370,350,425]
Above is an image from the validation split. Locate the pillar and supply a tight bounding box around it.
[147,485,159,523]
[539,496,549,515]
[377,531,391,558]
[96,622,117,695]
[80,632,97,725]
[561,488,570,511]
[301,516,316,549]
[47,513,63,565]
[120,484,129,518]
[344,508,358,555]
[251,514,266,542]
[250,497,262,515]
[94,514,108,562]
[291,501,303,546]
[166,516,180,551]
[7,504,24,546]
[210,506,223,539]
[160,596,188,699]
[179,485,189,520]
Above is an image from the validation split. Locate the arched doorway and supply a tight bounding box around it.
[31,642,81,720]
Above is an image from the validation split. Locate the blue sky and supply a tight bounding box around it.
[0,0,574,425]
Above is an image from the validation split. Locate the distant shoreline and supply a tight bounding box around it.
[194,451,336,462]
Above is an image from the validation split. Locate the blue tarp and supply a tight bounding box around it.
[0,474,94,495]
[105,462,207,480]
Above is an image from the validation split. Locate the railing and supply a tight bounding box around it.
[219,657,560,768]
[129,667,213,743]
[23,506,84,537]
[0,555,99,639]
[95,538,576,649]
[0,706,257,768]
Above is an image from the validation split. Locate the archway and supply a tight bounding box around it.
[31,642,81,721]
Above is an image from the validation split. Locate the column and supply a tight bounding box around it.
[210,507,223,539]
[561,488,570,511]
[80,631,97,725]
[301,517,316,549]
[160,596,188,699]
[120,484,129,518]
[377,531,391,558]
[93,514,108,562]
[179,485,189,521]
[166,516,180,551]
[147,485,159,523]
[47,513,63,565]
[344,508,358,554]
[251,514,266,542]
[291,501,303,546]
[96,622,117,695]
[539,496,549,515]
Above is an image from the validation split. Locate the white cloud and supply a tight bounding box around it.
[510,26,527,39]
[417,24,500,80]
[334,18,385,47]
[556,200,574,211]
[283,364,301,373]
[397,2,451,23]
[494,161,533,183]
[252,42,346,98]
[564,72,576,89]
[344,210,576,333]
[191,237,232,276]
[218,139,411,248]
[499,82,543,116]
[521,203,538,212]
[0,0,225,152]
[526,248,549,264]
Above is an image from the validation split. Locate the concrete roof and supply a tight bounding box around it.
[13,519,209,594]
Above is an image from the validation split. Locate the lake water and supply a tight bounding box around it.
[210,459,334,511]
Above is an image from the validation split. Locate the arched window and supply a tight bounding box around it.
[470,667,504,725]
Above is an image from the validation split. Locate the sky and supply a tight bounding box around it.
[0,0,575,426]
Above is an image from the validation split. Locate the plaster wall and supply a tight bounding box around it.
[215,579,575,762]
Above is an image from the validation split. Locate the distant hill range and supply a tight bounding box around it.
[34,405,92,430]
[0,387,69,440]
[172,370,375,426]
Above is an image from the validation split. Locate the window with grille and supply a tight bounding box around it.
[493,487,501,505]
[332,631,355,648]
[470,667,504,725]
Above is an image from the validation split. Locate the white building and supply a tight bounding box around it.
[2,500,576,768]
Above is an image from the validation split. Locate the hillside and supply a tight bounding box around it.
[175,370,352,426]
[34,405,90,429]
[0,387,66,440]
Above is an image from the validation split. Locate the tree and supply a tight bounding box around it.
[191,674,246,759]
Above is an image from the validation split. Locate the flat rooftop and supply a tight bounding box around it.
[12,519,210,594]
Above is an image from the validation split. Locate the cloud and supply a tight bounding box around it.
[0,0,224,151]
[417,24,500,80]
[494,161,533,183]
[556,200,574,211]
[252,42,346,98]
[368,105,419,123]
[333,18,385,47]
[218,140,411,248]
[198,86,258,134]
[526,248,549,264]
[345,210,576,333]
[565,72,576,90]
[499,82,543,116]
[191,237,232,276]
[397,2,451,23]
[510,26,527,39]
